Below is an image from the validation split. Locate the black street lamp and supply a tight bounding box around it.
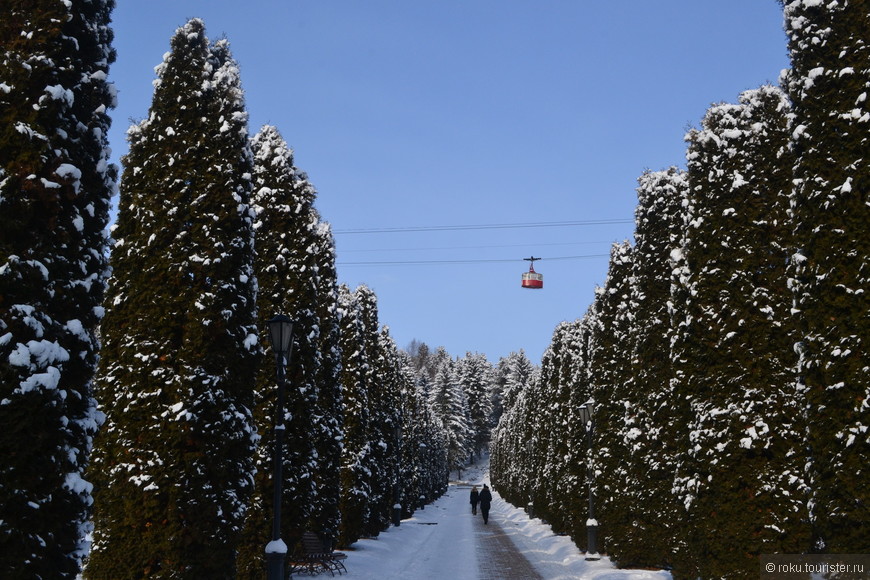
[578,400,600,561]
[266,315,294,580]
[392,424,402,527]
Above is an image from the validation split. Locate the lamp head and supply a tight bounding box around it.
[267,315,294,357]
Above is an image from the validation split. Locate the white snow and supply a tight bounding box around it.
[265,539,288,554]
[337,459,671,579]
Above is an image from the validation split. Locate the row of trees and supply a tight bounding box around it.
[0,6,540,576]
[1,10,450,578]
[492,2,868,579]
[83,18,455,580]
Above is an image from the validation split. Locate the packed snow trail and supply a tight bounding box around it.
[335,482,540,579]
[471,491,544,579]
[335,459,672,579]
[343,484,479,579]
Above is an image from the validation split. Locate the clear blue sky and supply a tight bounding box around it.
[108,1,790,363]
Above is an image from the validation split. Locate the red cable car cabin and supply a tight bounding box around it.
[521,257,543,289]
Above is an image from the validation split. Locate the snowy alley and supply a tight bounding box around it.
[336,460,671,579]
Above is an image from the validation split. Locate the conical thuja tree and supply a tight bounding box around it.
[236,125,343,578]
[780,0,870,552]
[0,1,115,577]
[614,168,687,569]
[586,241,634,557]
[88,20,258,579]
[673,86,808,578]
[355,285,400,535]
[308,219,344,541]
[337,284,374,547]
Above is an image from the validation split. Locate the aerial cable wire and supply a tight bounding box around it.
[338,240,615,253]
[336,253,609,266]
[333,218,632,235]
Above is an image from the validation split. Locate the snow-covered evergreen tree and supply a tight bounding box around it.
[586,241,634,557]
[397,348,448,513]
[336,285,374,547]
[375,328,408,520]
[235,125,343,577]
[498,350,537,413]
[0,1,115,576]
[534,322,583,536]
[491,367,539,509]
[611,168,688,569]
[780,0,870,553]
[88,20,258,579]
[456,352,493,459]
[430,359,471,475]
[672,86,808,578]
[354,286,400,535]
[308,220,345,538]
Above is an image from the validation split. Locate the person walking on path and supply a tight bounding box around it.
[470,485,480,515]
[479,484,493,524]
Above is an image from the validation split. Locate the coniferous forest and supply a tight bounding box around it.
[0,1,867,579]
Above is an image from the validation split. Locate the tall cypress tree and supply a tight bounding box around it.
[337,284,374,547]
[586,241,634,557]
[781,0,870,553]
[604,168,688,570]
[375,327,406,522]
[236,125,343,576]
[352,285,396,535]
[534,322,576,534]
[0,1,115,576]
[88,20,258,579]
[308,221,344,542]
[672,87,808,578]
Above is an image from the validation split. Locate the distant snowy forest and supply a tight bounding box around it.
[0,2,867,580]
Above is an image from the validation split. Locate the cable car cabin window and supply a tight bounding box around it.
[521,271,543,289]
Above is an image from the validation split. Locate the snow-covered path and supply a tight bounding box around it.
[336,460,673,579]
[343,484,480,579]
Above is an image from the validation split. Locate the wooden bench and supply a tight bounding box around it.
[287,531,348,576]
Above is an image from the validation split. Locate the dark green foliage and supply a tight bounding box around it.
[363,312,402,535]
[235,125,344,578]
[336,284,374,547]
[781,0,870,553]
[603,169,687,570]
[672,86,809,578]
[537,322,586,537]
[0,0,115,577]
[87,20,258,579]
[586,242,634,557]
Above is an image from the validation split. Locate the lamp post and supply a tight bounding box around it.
[392,424,402,527]
[266,315,294,580]
[578,400,600,561]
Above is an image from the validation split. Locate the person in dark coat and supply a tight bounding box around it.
[469,486,479,515]
[478,484,492,524]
